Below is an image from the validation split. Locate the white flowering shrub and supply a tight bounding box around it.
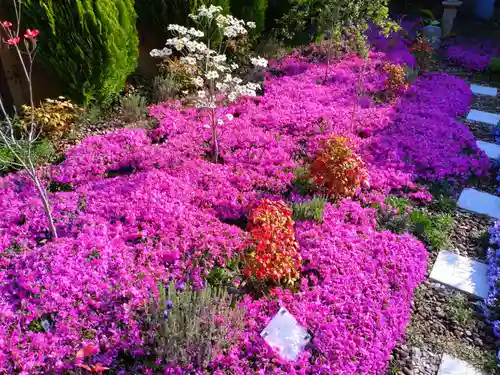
[150,5,268,163]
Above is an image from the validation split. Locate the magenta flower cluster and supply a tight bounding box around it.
[0,41,490,373]
[446,38,500,71]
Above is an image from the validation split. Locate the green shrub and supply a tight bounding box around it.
[22,0,139,105]
[490,56,500,73]
[276,0,396,53]
[153,75,179,103]
[75,105,103,128]
[145,281,245,370]
[256,36,289,60]
[121,94,147,122]
[292,196,327,222]
[0,139,54,171]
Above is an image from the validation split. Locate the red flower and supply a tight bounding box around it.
[7,36,20,45]
[76,344,99,360]
[1,21,12,29]
[24,29,39,39]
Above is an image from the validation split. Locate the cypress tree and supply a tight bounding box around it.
[22,0,139,105]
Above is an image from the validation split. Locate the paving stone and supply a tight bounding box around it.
[476,140,500,159]
[429,251,489,299]
[470,84,498,97]
[457,188,500,219]
[466,109,500,126]
[437,354,486,375]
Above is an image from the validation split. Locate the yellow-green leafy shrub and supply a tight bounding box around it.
[21,97,80,140]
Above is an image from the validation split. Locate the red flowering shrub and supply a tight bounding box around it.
[409,38,434,72]
[310,136,369,199]
[244,199,302,286]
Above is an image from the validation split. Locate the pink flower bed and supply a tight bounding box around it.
[446,38,500,71]
[0,45,490,373]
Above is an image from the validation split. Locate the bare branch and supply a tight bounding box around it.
[0,0,58,240]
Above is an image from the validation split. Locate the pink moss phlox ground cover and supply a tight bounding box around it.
[0,44,490,373]
[446,38,500,71]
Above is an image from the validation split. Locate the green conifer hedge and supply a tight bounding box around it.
[22,0,139,105]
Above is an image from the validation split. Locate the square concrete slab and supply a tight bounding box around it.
[476,140,500,159]
[457,188,500,219]
[437,354,486,375]
[429,251,489,299]
[466,109,500,126]
[260,306,311,361]
[470,84,498,97]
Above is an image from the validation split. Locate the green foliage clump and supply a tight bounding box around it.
[22,0,139,105]
[385,196,412,215]
[207,256,241,288]
[447,293,473,326]
[121,94,148,122]
[430,194,457,215]
[145,281,245,370]
[0,139,54,171]
[292,196,327,222]
[292,166,315,196]
[490,56,500,73]
[153,75,180,103]
[409,210,453,250]
[75,105,103,128]
[256,36,289,60]
[379,195,453,250]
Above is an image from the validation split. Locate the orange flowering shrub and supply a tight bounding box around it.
[383,62,406,100]
[244,199,302,286]
[409,38,434,73]
[309,135,369,199]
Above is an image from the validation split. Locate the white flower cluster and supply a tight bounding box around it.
[150,47,172,58]
[150,7,267,110]
[215,14,248,38]
[189,5,223,20]
[167,24,204,38]
[250,57,268,68]
[203,113,234,129]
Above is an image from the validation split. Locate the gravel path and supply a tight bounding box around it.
[389,69,500,375]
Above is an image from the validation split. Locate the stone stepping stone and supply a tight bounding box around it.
[470,84,498,97]
[457,188,500,219]
[429,251,489,299]
[476,140,500,159]
[437,354,486,375]
[466,109,500,126]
